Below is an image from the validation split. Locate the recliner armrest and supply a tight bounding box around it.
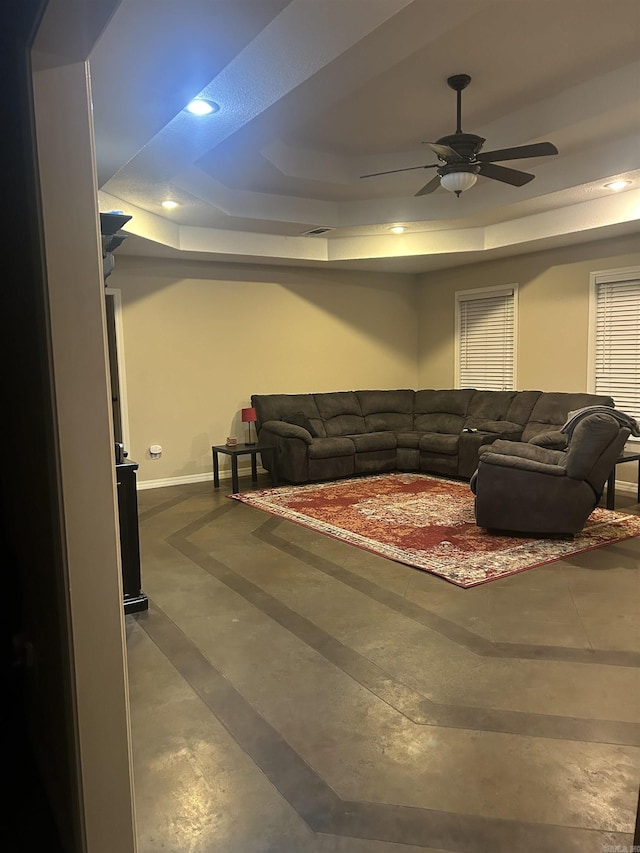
[479,452,566,477]
[528,430,568,450]
[481,440,566,466]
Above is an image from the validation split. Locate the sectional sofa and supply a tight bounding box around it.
[251,389,614,485]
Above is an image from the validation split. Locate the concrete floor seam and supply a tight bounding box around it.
[142,496,638,669]
[135,602,634,853]
[159,518,640,746]
[254,518,640,669]
[128,482,639,852]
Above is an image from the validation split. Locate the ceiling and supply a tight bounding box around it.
[91,0,640,273]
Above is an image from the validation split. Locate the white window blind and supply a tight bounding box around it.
[456,287,516,390]
[593,274,640,421]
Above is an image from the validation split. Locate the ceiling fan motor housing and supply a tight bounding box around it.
[436,133,486,161]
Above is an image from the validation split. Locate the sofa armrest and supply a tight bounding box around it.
[528,430,568,450]
[260,419,314,445]
[481,439,566,466]
[479,452,566,477]
[475,420,523,436]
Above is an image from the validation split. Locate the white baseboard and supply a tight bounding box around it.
[137,472,638,496]
[137,466,267,491]
[137,471,212,490]
[613,478,638,498]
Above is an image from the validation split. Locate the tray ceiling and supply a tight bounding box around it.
[91,0,640,272]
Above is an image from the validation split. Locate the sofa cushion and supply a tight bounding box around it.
[505,391,542,427]
[307,437,355,459]
[465,390,516,429]
[346,431,397,452]
[419,432,460,455]
[464,389,525,436]
[414,389,474,434]
[356,389,415,432]
[314,391,367,436]
[281,411,319,437]
[521,392,614,442]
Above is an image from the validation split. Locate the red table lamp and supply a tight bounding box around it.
[241,407,257,445]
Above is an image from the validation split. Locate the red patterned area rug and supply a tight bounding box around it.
[231,473,640,587]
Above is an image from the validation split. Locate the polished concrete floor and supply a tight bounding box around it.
[127,472,640,853]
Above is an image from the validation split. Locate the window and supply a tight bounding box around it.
[455,285,517,390]
[589,267,640,424]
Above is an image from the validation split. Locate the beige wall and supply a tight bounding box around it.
[112,258,418,483]
[417,233,640,486]
[417,234,639,390]
[110,235,638,490]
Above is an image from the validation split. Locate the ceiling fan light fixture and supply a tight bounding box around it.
[440,170,478,195]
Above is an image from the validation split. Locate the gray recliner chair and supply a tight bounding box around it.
[470,412,630,535]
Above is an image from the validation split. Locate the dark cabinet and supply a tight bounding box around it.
[115,460,148,614]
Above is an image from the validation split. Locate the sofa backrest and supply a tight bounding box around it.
[314,391,367,436]
[252,393,327,438]
[521,392,614,443]
[464,390,517,430]
[506,390,542,428]
[253,389,617,446]
[414,389,475,434]
[356,390,415,432]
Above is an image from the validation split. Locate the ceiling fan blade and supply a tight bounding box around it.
[478,162,535,186]
[477,141,558,163]
[415,173,442,196]
[422,141,460,160]
[360,164,438,179]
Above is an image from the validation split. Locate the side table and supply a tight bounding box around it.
[605,450,640,510]
[212,443,278,493]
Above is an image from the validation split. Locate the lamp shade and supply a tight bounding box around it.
[440,170,478,194]
[241,407,257,423]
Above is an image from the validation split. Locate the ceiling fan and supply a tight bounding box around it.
[361,74,558,197]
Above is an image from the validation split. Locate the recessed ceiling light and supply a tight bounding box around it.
[604,180,631,191]
[390,225,406,234]
[162,200,179,209]
[185,99,219,116]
